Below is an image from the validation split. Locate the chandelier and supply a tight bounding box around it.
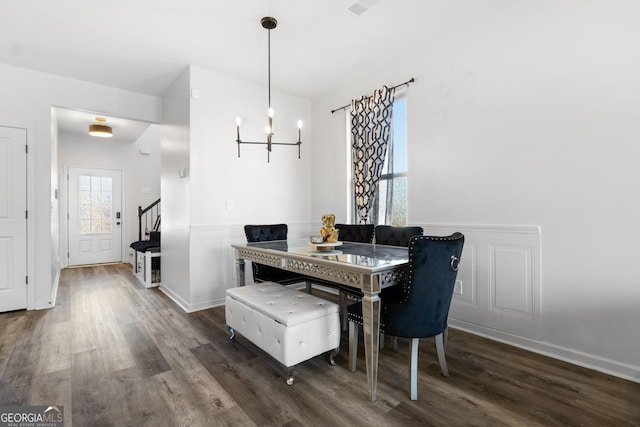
[235,16,302,162]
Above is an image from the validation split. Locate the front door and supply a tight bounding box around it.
[0,126,27,312]
[68,167,122,266]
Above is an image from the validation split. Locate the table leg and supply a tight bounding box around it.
[361,291,381,401]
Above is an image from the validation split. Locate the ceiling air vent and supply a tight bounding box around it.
[348,0,382,16]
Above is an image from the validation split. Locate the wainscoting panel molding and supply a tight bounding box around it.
[490,244,535,319]
[421,224,541,338]
[454,241,477,306]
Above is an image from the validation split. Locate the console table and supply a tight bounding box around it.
[231,238,409,401]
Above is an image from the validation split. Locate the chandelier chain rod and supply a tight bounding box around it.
[268,28,272,109]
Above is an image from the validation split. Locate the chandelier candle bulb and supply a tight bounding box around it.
[297,120,303,142]
[266,123,272,151]
[236,117,241,141]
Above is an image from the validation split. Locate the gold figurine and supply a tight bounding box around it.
[319,214,339,243]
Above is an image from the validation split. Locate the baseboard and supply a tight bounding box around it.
[35,268,60,310]
[185,297,225,313]
[157,286,190,312]
[50,268,60,307]
[449,318,640,384]
[158,286,224,313]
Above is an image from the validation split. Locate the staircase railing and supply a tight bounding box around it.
[137,198,161,241]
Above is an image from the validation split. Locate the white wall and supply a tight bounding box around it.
[159,65,312,312]
[189,66,311,226]
[160,68,192,310]
[57,125,161,266]
[311,1,640,381]
[0,62,161,309]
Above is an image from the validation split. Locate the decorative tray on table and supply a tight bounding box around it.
[309,241,343,256]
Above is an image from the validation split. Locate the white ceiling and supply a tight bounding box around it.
[3,0,438,139]
[55,108,152,142]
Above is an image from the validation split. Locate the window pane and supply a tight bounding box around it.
[377,98,408,226]
[103,190,112,206]
[393,98,407,173]
[390,176,407,226]
[91,191,101,220]
[91,176,101,191]
[79,175,90,191]
[79,219,91,234]
[376,176,407,226]
[102,177,112,192]
[78,175,113,234]
[79,191,91,220]
[377,179,388,223]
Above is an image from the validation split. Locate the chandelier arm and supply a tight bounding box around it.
[237,141,299,146]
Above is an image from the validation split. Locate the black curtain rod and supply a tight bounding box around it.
[330,77,415,114]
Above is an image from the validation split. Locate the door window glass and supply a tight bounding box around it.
[79,175,113,234]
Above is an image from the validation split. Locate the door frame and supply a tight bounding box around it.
[0,125,29,311]
[62,165,126,268]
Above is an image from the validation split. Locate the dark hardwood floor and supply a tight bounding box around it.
[1,263,639,426]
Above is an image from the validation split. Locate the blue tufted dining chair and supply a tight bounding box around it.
[347,232,465,400]
[374,225,424,247]
[243,224,307,286]
[369,225,423,344]
[335,225,423,333]
[335,224,375,244]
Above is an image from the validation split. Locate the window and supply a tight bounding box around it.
[348,97,407,225]
[78,175,113,234]
[374,97,407,226]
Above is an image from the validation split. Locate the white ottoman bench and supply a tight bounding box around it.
[225,281,341,385]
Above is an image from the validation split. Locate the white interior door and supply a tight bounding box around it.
[0,126,27,312]
[68,167,122,266]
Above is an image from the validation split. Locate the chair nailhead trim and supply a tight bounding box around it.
[404,233,465,304]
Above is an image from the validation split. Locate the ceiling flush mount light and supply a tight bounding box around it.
[88,117,113,138]
[235,16,302,163]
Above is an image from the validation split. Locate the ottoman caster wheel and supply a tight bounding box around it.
[287,367,294,386]
[329,347,339,366]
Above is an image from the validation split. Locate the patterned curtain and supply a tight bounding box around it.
[350,85,396,224]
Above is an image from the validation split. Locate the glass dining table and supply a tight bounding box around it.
[230,238,409,401]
